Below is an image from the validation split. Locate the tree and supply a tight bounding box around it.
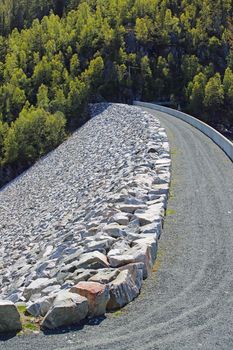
[223,67,233,121]
[0,83,26,123]
[0,121,8,162]
[70,54,80,77]
[3,106,66,165]
[140,55,153,99]
[204,73,224,121]
[82,56,104,91]
[187,72,207,115]
[37,84,50,110]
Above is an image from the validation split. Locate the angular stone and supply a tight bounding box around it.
[103,223,126,238]
[132,174,154,189]
[23,278,57,301]
[117,204,146,214]
[156,158,171,167]
[41,291,88,329]
[111,213,129,226]
[85,238,114,253]
[27,294,56,317]
[89,269,120,284]
[67,269,98,284]
[62,248,84,266]
[151,184,169,196]
[134,203,164,226]
[108,254,135,268]
[139,221,162,239]
[132,237,158,278]
[0,300,22,333]
[41,285,61,297]
[8,290,24,304]
[107,270,139,310]
[119,262,143,291]
[70,281,110,317]
[76,251,109,269]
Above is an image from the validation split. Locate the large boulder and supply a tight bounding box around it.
[0,300,22,333]
[70,281,109,317]
[107,270,139,310]
[41,291,88,330]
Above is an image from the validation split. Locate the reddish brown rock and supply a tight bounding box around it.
[70,281,109,317]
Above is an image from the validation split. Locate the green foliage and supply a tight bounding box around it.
[187,73,207,115]
[204,73,224,121]
[37,84,50,110]
[0,84,26,123]
[3,107,66,166]
[0,121,9,162]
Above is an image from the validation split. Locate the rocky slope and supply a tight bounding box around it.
[0,103,170,331]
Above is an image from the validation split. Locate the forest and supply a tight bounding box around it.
[0,0,233,187]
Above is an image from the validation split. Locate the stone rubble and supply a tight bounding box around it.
[0,103,170,332]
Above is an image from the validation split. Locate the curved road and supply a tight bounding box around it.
[1,108,233,350]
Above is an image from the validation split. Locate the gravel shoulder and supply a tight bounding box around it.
[1,107,233,350]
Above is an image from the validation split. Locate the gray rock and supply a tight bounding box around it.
[139,221,162,239]
[107,270,140,310]
[132,237,158,278]
[27,294,56,317]
[111,213,129,226]
[76,251,109,270]
[85,238,114,253]
[150,184,169,196]
[89,269,120,284]
[23,278,57,301]
[134,203,164,226]
[108,254,135,268]
[67,269,98,284]
[41,291,88,329]
[117,203,146,214]
[41,285,61,297]
[103,223,127,238]
[0,300,22,333]
[62,248,84,266]
[119,262,144,290]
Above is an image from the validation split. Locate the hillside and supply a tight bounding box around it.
[0,0,233,187]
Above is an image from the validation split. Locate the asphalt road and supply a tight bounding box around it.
[1,108,233,350]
